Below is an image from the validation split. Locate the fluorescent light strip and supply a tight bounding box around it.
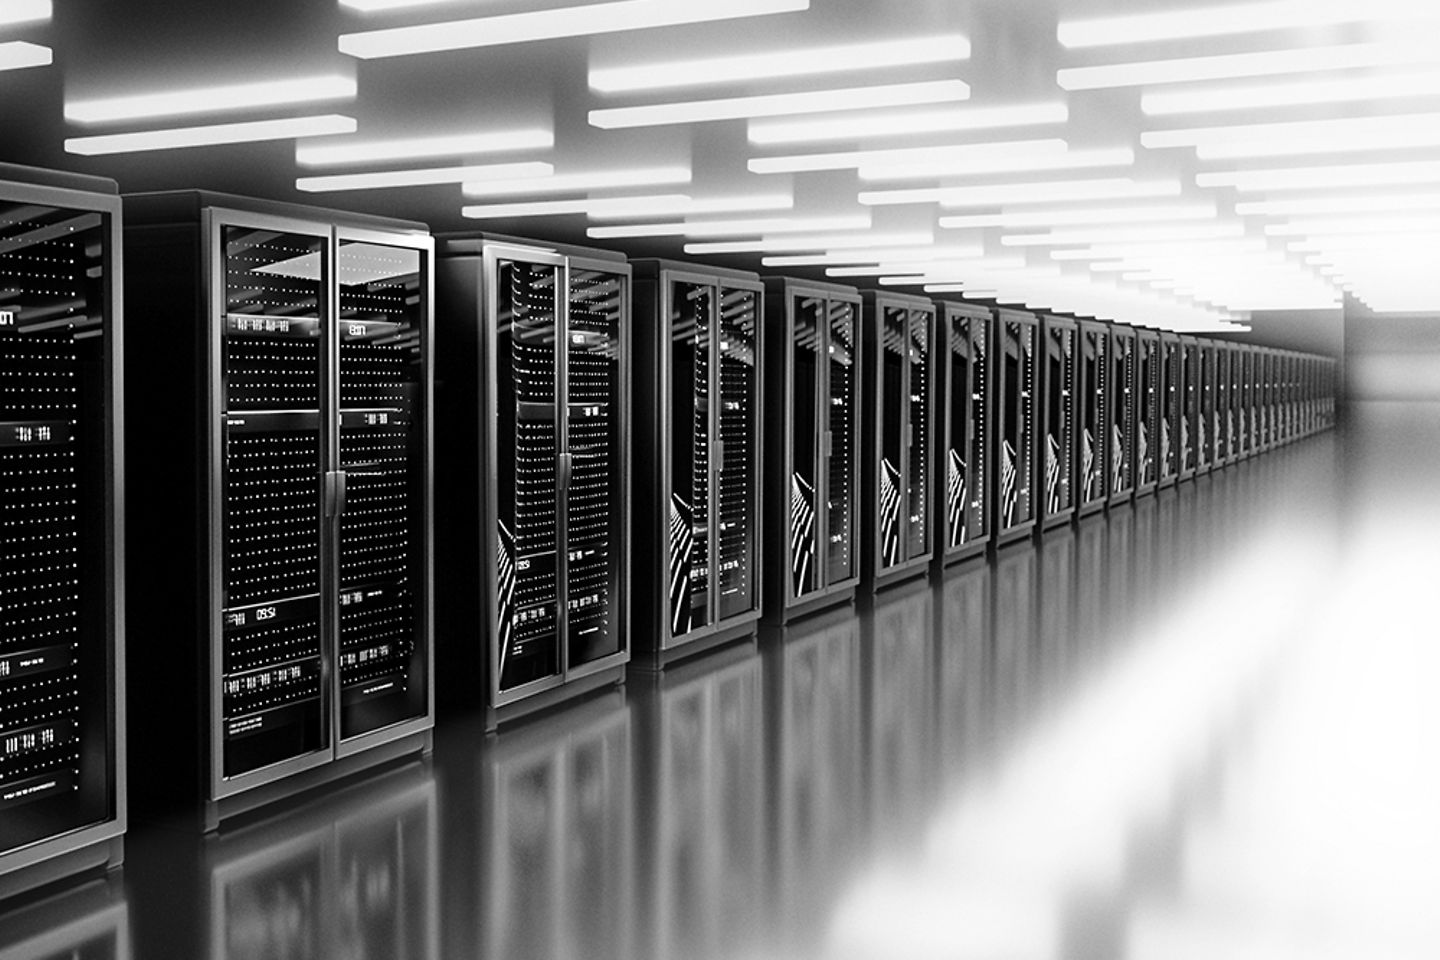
[340,0,475,10]
[686,232,933,255]
[0,41,50,72]
[66,75,356,124]
[296,129,552,166]
[297,161,552,192]
[462,166,692,197]
[750,138,1064,175]
[1199,129,1440,160]
[590,33,969,93]
[1142,69,1440,116]
[861,179,1183,208]
[1058,41,1440,91]
[762,246,982,267]
[1059,0,1440,49]
[1289,232,1440,251]
[1050,239,1267,261]
[1197,160,1440,192]
[340,0,810,58]
[1001,223,1246,247]
[1235,193,1440,216]
[587,214,870,239]
[592,79,969,130]
[1265,216,1440,236]
[1143,113,1440,152]
[590,193,793,219]
[748,102,1067,145]
[462,195,689,219]
[0,1,49,27]
[66,115,356,156]
[858,147,1135,182]
[940,204,1216,229]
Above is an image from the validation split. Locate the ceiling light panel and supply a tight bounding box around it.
[940,204,1217,229]
[1058,0,1440,48]
[1058,41,1440,91]
[750,138,1065,175]
[1001,223,1247,246]
[761,246,982,266]
[748,102,1068,145]
[685,231,933,254]
[339,0,811,59]
[295,129,553,166]
[297,161,553,192]
[66,76,357,124]
[858,147,1135,181]
[589,33,970,93]
[587,213,870,239]
[1265,216,1440,236]
[1234,193,1440,216]
[1197,160,1440,191]
[0,1,49,27]
[459,194,795,219]
[1142,69,1440,116]
[591,79,970,129]
[462,166,692,197]
[0,41,50,72]
[1143,113,1440,159]
[65,115,357,156]
[861,179,1183,208]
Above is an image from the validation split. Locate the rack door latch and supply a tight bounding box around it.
[324,470,348,517]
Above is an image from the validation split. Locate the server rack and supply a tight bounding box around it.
[631,261,763,667]
[1285,352,1299,444]
[1213,343,1231,469]
[1158,333,1181,489]
[1245,345,1261,457]
[1179,336,1199,481]
[937,302,992,563]
[436,237,630,723]
[1039,314,1077,529]
[995,310,1038,544]
[0,165,124,897]
[125,192,433,829]
[761,279,861,620]
[1107,324,1137,506]
[1234,346,1252,461]
[860,291,935,588]
[1135,328,1161,497]
[1258,349,1273,454]
[1196,341,1215,476]
[1076,319,1109,516]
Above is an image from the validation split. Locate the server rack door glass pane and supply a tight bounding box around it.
[219,225,328,778]
[1138,336,1157,487]
[565,265,626,668]
[667,281,712,638]
[943,312,973,549]
[1159,339,1178,483]
[965,314,991,545]
[716,286,759,622]
[826,299,858,585]
[1080,326,1107,506]
[1111,332,1135,496]
[1181,342,1197,474]
[0,201,112,852]
[1236,350,1250,458]
[1196,346,1212,470]
[904,308,930,559]
[877,306,906,569]
[1043,323,1075,516]
[789,296,822,599]
[495,258,561,694]
[1213,347,1228,464]
[335,239,428,740]
[1000,317,1035,530]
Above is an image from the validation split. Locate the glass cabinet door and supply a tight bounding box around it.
[0,201,112,851]
[495,258,561,693]
[335,238,428,740]
[1000,318,1035,530]
[716,286,759,622]
[825,299,858,585]
[667,281,712,638]
[968,317,990,543]
[1216,348,1231,463]
[878,306,907,568]
[1181,343,1197,473]
[789,297,822,599]
[1080,327,1107,506]
[1163,340,1180,481]
[565,266,625,669]
[905,309,931,559]
[1138,337,1157,486]
[1044,324,1074,515]
[219,225,328,778]
[944,313,971,548]
[1111,332,1134,496]
[1197,347,1212,470]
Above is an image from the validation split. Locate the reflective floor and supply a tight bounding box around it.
[5,405,1440,959]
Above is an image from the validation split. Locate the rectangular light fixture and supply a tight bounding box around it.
[1000,223,1246,247]
[340,0,474,10]
[461,193,797,219]
[748,102,1068,146]
[1058,41,1440,91]
[685,231,933,255]
[762,246,982,266]
[1050,238,1267,260]
[590,33,969,93]
[462,166,692,197]
[66,115,357,156]
[0,40,50,72]
[750,138,1066,175]
[827,256,1030,277]
[339,0,810,59]
[1142,69,1440,116]
[296,128,553,166]
[1265,216,1440,236]
[587,213,869,239]
[861,178,1183,208]
[1143,113,1440,160]
[0,1,49,27]
[858,147,1135,182]
[940,203,1216,229]
[1197,160,1440,192]
[297,161,553,192]
[1059,0,1440,49]
[592,79,969,129]
[1235,193,1440,216]
[66,75,356,124]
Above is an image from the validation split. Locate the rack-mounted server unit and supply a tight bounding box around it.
[0,165,124,898]
[1077,319,1109,517]
[124,192,433,829]
[937,302,992,563]
[995,309,1038,544]
[1158,333,1180,489]
[762,279,861,620]
[1039,314,1077,529]
[1108,324,1137,506]
[1135,329,1160,497]
[1179,336,1199,482]
[437,237,630,724]
[630,261,763,668]
[860,291,935,588]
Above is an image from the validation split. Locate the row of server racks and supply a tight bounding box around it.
[0,159,1341,897]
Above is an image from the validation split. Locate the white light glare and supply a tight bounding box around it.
[462,166,692,197]
[66,76,357,124]
[587,214,870,239]
[592,79,969,129]
[858,147,1135,182]
[590,33,969,93]
[940,204,1216,229]
[297,161,553,192]
[1142,69,1440,116]
[0,41,50,72]
[296,129,553,166]
[339,0,811,59]
[0,1,48,26]
[1059,0,1440,49]
[748,103,1067,146]
[862,179,1182,208]
[66,115,357,156]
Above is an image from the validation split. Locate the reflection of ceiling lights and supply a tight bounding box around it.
[296,161,553,192]
[296,129,554,166]
[339,0,810,59]
[591,80,970,129]
[461,166,692,197]
[862,179,1183,207]
[1059,41,1440,91]
[749,102,1068,146]
[0,41,50,72]
[66,76,356,124]
[590,34,970,92]
[0,1,49,28]
[66,115,357,156]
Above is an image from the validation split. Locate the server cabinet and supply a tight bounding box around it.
[1179,336,1199,481]
[1135,329,1161,497]
[631,261,762,667]
[1076,319,1109,516]
[937,302,992,562]
[1107,324,1137,505]
[437,237,629,721]
[1257,349,1273,453]
[1039,314,1077,529]
[1245,346,1262,457]
[0,166,124,896]
[762,279,861,620]
[1235,346,1252,461]
[995,310,1038,543]
[1213,344,1231,469]
[861,291,935,587]
[1196,341,1215,475]
[1158,333,1181,488]
[125,192,433,828]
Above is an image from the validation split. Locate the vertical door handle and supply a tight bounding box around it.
[558,452,573,491]
[822,430,833,458]
[324,470,347,517]
[712,439,725,472]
